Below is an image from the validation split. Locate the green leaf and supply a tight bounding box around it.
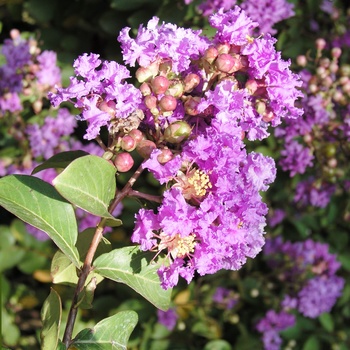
[319,313,334,333]
[41,288,62,350]
[204,340,232,350]
[69,310,138,350]
[32,150,89,175]
[94,246,172,310]
[51,228,111,286]
[303,336,320,350]
[53,155,116,219]
[0,175,79,266]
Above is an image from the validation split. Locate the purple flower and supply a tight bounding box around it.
[298,276,344,318]
[49,54,142,140]
[157,308,178,331]
[279,140,314,176]
[35,51,61,87]
[118,17,209,73]
[268,209,286,228]
[213,287,239,309]
[240,0,295,35]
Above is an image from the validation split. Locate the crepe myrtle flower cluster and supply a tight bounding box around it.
[50,7,302,289]
[275,37,350,208]
[185,0,295,35]
[256,237,344,350]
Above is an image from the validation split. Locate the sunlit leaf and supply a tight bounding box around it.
[41,288,62,350]
[69,311,138,350]
[53,155,116,219]
[0,175,79,266]
[93,246,172,310]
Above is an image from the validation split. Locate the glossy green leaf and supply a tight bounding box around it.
[93,246,172,310]
[41,288,62,350]
[0,175,79,266]
[69,310,138,349]
[53,155,116,219]
[51,228,111,286]
[319,313,334,333]
[32,150,89,175]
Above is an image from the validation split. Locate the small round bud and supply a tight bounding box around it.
[296,55,307,67]
[157,148,174,164]
[121,135,136,152]
[136,67,154,83]
[128,129,145,143]
[167,80,184,98]
[159,95,177,112]
[144,95,157,110]
[151,76,170,95]
[183,73,201,93]
[114,152,134,172]
[215,53,235,73]
[331,47,342,59]
[255,100,266,115]
[245,79,258,94]
[203,46,218,64]
[10,29,20,39]
[164,121,191,144]
[99,101,116,117]
[315,38,326,51]
[136,140,157,158]
[184,96,201,116]
[139,82,152,96]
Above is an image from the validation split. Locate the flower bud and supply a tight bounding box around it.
[139,82,152,96]
[164,121,191,144]
[157,148,174,164]
[136,67,154,83]
[159,95,177,112]
[114,152,134,172]
[315,38,326,51]
[144,95,157,110]
[159,60,172,75]
[121,135,136,151]
[183,73,201,93]
[99,100,116,117]
[203,46,218,64]
[217,43,230,54]
[296,55,307,67]
[184,96,201,116]
[103,150,114,160]
[128,129,145,143]
[151,76,170,95]
[262,110,274,122]
[10,29,20,39]
[331,47,342,59]
[167,80,184,98]
[136,140,157,158]
[255,100,266,115]
[215,53,235,73]
[245,79,258,94]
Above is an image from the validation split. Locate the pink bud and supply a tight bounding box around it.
[157,148,174,164]
[245,79,258,94]
[144,95,157,110]
[136,140,157,158]
[215,54,235,73]
[296,55,307,67]
[10,29,20,39]
[140,82,152,96]
[151,76,169,95]
[114,152,134,172]
[331,47,342,59]
[315,38,326,51]
[204,46,218,64]
[121,135,136,151]
[184,73,200,93]
[164,121,191,144]
[136,67,154,83]
[128,129,145,143]
[184,96,201,116]
[159,95,177,112]
[99,101,116,117]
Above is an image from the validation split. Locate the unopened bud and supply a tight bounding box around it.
[315,38,326,51]
[245,79,258,94]
[114,152,134,172]
[10,29,20,39]
[136,67,154,83]
[296,55,307,67]
[121,135,136,151]
[255,100,266,115]
[144,95,157,110]
[262,110,275,122]
[217,43,230,54]
[204,46,218,64]
[159,95,177,112]
[331,47,342,59]
[184,96,201,116]
[151,76,170,95]
[128,129,145,143]
[183,73,200,93]
[139,82,152,96]
[136,140,157,158]
[99,100,116,117]
[157,148,174,164]
[215,53,235,73]
[164,121,191,144]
